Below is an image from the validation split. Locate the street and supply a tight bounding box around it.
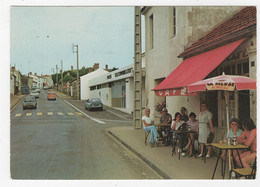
[10,89,161,179]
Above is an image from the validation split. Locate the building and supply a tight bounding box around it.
[80,69,109,100]
[10,67,22,95]
[142,6,256,141]
[88,63,145,114]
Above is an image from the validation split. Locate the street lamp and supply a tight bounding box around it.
[72,43,80,100]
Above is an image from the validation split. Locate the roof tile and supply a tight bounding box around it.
[181,7,256,56]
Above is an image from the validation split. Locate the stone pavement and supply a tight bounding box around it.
[10,89,231,179]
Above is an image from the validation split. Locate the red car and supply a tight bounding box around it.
[47,92,56,100]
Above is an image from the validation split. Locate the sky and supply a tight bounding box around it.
[10,6,136,75]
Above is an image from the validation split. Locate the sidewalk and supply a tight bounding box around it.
[10,94,25,111]
[107,126,227,179]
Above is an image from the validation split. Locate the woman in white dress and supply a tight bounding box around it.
[196,102,215,158]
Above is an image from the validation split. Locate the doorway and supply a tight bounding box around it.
[239,90,250,121]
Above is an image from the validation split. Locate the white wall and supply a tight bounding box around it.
[89,87,112,106]
[80,69,108,100]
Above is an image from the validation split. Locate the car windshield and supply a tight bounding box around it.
[24,97,35,102]
[91,98,101,102]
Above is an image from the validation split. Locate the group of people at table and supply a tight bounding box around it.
[142,103,256,169]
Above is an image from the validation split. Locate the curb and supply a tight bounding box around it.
[107,129,171,179]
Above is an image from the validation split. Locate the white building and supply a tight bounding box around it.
[142,6,256,141]
[80,69,108,100]
[88,63,145,114]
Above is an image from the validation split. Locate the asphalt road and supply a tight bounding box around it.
[10,90,161,179]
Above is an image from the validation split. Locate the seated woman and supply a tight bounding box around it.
[171,112,186,153]
[234,118,256,168]
[221,118,243,160]
[183,112,198,157]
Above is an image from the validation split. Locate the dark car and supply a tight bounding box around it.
[84,98,103,111]
[23,96,37,110]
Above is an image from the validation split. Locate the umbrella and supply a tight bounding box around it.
[187,72,256,174]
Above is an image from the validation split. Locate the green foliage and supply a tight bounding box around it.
[63,75,75,83]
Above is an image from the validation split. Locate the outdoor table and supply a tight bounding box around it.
[209,143,249,179]
[170,130,197,160]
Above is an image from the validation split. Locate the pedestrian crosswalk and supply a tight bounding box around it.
[13,111,83,117]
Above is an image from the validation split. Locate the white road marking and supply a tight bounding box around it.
[58,112,63,115]
[77,112,83,115]
[15,113,22,117]
[37,112,42,116]
[64,100,105,124]
[26,113,32,116]
[67,112,74,115]
[47,112,53,115]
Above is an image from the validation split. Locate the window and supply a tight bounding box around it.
[115,68,133,77]
[169,7,176,38]
[90,86,96,91]
[149,14,154,49]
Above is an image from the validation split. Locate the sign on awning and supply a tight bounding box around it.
[155,87,197,96]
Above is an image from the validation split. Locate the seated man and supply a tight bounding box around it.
[142,108,158,147]
[157,108,172,145]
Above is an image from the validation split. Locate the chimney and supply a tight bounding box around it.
[88,67,94,73]
[93,63,99,70]
[105,64,108,70]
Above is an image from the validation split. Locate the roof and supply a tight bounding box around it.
[179,6,256,58]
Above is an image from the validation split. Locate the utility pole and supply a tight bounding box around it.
[73,44,80,100]
[56,65,58,90]
[61,60,63,93]
[133,6,142,129]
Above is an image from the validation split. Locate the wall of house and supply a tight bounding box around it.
[80,69,108,100]
[89,87,112,106]
[248,35,257,122]
[184,7,243,48]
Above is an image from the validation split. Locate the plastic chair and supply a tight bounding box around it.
[229,157,257,179]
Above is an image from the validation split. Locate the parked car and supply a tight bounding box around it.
[47,92,56,100]
[84,98,103,111]
[23,96,37,110]
[35,88,41,93]
[30,90,39,98]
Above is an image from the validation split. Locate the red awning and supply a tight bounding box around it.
[153,38,245,96]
